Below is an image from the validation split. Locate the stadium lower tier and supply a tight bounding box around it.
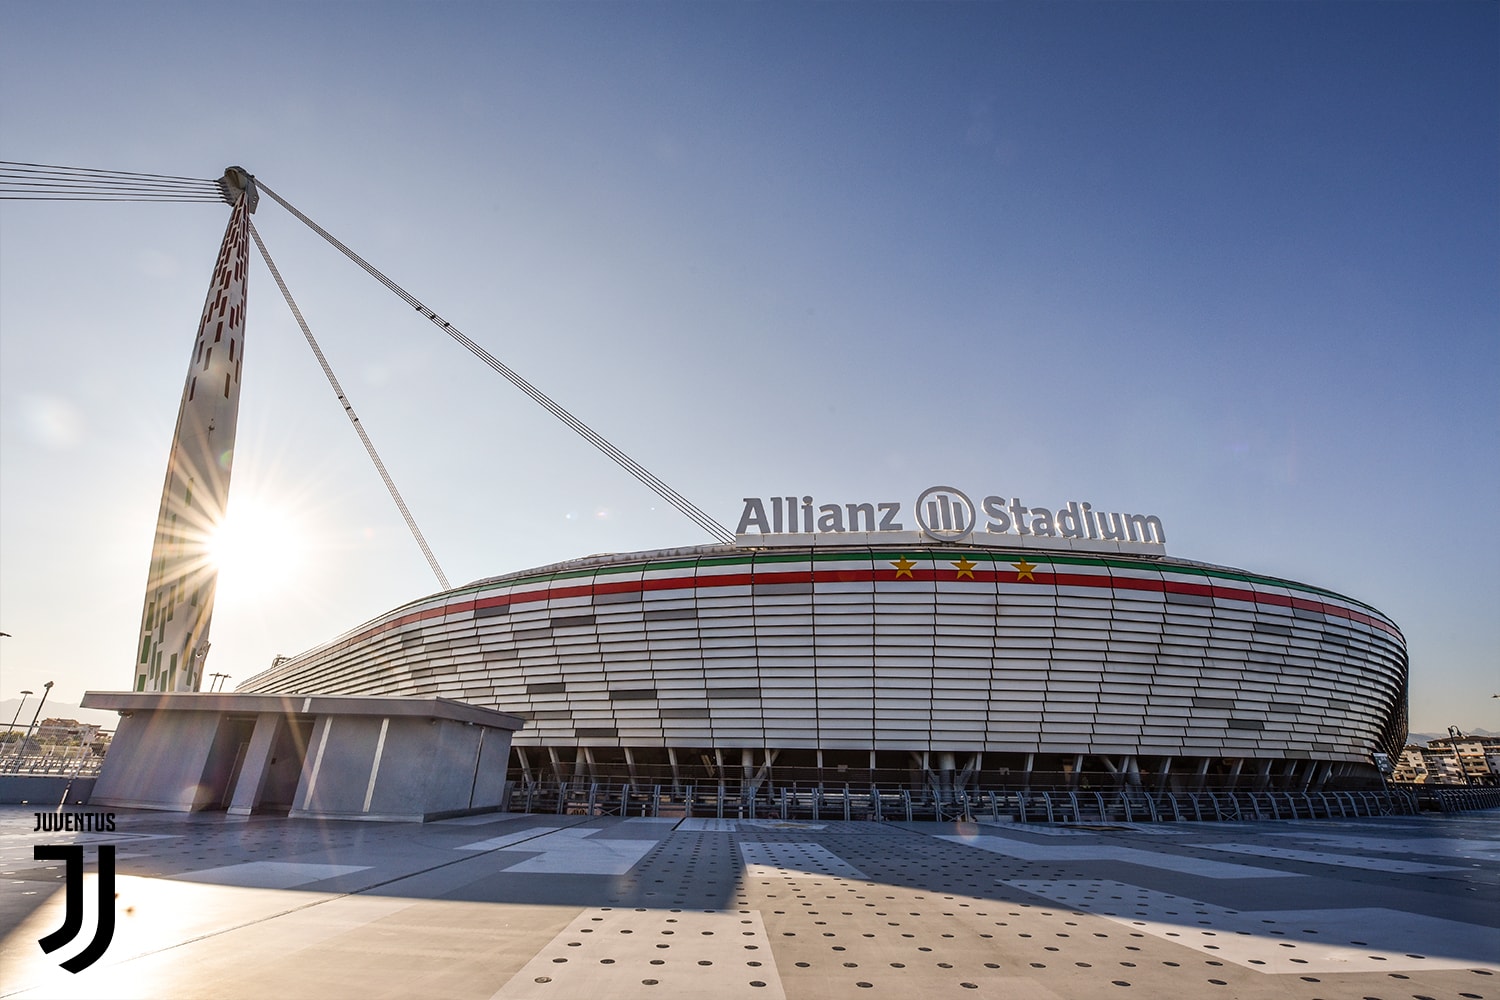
[238,543,1408,792]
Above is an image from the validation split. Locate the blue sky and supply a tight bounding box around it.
[1,2,1496,733]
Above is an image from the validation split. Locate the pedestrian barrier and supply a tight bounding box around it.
[502,780,1450,823]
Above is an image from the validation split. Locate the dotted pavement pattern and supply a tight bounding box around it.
[0,807,1494,999]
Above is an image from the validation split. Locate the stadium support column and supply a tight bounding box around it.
[132,168,257,693]
[1257,759,1274,790]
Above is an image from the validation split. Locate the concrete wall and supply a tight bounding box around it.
[0,775,95,806]
[363,716,435,819]
[412,719,484,814]
[293,715,381,819]
[471,726,512,809]
[291,715,515,821]
[90,710,223,811]
[262,717,313,810]
[200,716,255,809]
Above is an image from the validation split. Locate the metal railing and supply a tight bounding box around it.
[0,745,106,777]
[502,780,1442,824]
[1409,784,1500,813]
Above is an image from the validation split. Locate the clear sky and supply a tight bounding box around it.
[1,2,1495,734]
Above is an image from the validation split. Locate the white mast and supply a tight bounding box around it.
[132,168,256,692]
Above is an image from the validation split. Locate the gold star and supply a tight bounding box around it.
[952,556,977,579]
[1013,559,1036,582]
[890,556,917,579]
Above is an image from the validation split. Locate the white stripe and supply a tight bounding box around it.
[302,718,333,808]
[940,834,1295,878]
[362,717,390,813]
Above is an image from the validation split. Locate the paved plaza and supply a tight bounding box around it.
[0,805,1495,999]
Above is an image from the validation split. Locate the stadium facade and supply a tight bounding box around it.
[238,525,1408,795]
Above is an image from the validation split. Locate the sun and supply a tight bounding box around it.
[206,493,307,602]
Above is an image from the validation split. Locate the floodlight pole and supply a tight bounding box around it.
[18,680,53,768]
[4,689,31,768]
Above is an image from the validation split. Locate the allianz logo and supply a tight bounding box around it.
[736,485,1166,546]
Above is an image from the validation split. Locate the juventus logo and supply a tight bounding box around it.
[34,845,116,973]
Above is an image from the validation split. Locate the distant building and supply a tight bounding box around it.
[1422,735,1500,785]
[33,717,102,746]
[1392,745,1430,783]
[1391,736,1499,785]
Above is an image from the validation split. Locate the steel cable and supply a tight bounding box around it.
[253,178,736,545]
[250,222,453,590]
[0,162,737,544]
[0,161,225,202]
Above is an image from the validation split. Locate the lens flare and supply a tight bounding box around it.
[207,495,306,602]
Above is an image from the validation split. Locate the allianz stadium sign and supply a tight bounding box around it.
[736,485,1166,553]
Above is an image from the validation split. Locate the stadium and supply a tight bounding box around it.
[46,171,1404,822]
[238,532,1409,816]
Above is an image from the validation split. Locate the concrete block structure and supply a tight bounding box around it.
[81,692,522,821]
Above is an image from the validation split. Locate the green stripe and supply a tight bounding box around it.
[386,545,1392,623]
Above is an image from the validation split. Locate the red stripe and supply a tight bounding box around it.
[1050,571,1114,589]
[1109,575,1165,593]
[322,563,1402,653]
[1211,584,1259,604]
[813,569,870,584]
[1168,581,1215,599]
[750,569,814,585]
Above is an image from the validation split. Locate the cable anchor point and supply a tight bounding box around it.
[219,166,259,213]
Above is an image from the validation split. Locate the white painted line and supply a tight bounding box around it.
[1195,842,1462,873]
[942,834,1296,879]
[1005,878,1500,973]
[739,841,866,879]
[302,717,332,809]
[1285,833,1500,860]
[362,716,390,814]
[498,829,659,874]
[433,812,532,826]
[455,826,564,851]
[172,862,370,889]
[677,818,738,832]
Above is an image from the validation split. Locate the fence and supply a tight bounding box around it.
[1407,784,1500,813]
[0,744,106,777]
[503,780,1446,824]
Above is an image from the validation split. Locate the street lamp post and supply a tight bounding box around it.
[1446,726,1473,785]
[17,681,53,771]
[4,690,32,768]
[1371,751,1395,806]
